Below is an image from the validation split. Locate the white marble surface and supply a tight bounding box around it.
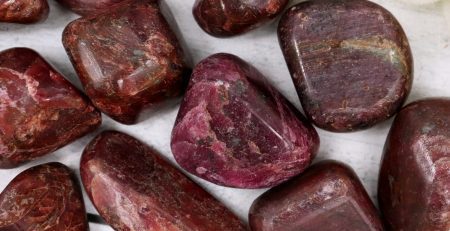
[0,0,449,230]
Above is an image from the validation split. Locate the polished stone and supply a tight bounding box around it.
[0,0,49,24]
[378,98,450,231]
[0,48,101,168]
[278,0,413,132]
[171,53,319,189]
[55,0,126,16]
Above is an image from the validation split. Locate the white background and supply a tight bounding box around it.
[0,0,449,230]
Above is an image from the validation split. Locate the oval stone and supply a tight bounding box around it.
[0,0,49,24]
[171,53,319,188]
[193,0,288,37]
[63,0,190,124]
[378,98,450,230]
[278,0,413,132]
[0,48,101,168]
[249,160,384,231]
[55,0,125,16]
[80,131,247,231]
[0,162,88,230]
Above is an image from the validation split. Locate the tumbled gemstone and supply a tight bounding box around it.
[0,0,49,24]
[171,53,319,189]
[278,0,413,132]
[55,0,125,16]
[378,98,450,231]
[249,160,384,231]
[80,131,247,231]
[0,162,88,230]
[193,0,288,37]
[63,0,189,124]
[0,48,101,168]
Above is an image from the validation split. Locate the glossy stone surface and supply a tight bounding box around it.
[0,0,49,24]
[0,162,88,230]
[63,0,189,124]
[278,0,413,132]
[80,131,246,231]
[55,0,125,16]
[378,98,450,231]
[0,48,101,169]
[249,160,384,231]
[193,0,288,37]
[171,53,319,189]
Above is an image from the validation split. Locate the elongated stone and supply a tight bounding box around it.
[0,0,49,24]
[249,160,384,231]
[80,131,246,231]
[0,48,101,168]
[0,162,88,230]
[378,98,450,231]
[278,0,413,132]
[63,0,189,124]
[55,0,125,16]
[193,0,288,37]
[171,53,319,189]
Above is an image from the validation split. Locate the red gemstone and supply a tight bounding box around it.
[0,48,101,168]
[0,162,88,230]
[249,160,384,231]
[55,0,125,16]
[0,0,49,24]
[193,0,288,37]
[80,131,246,231]
[171,53,319,189]
[63,0,189,124]
[378,98,450,230]
[278,0,413,132]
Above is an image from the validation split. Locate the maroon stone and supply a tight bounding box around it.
[0,48,101,169]
[63,0,189,124]
[0,162,88,230]
[80,131,247,231]
[0,0,49,24]
[193,0,288,37]
[278,0,413,132]
[378,98,450,231]
[55,0,126,16]
[171,53,319,189]
[249,160,384,231]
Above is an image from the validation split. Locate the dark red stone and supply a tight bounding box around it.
[55,0,126,16]
[0,0,49,24]
[0,162,88,230]
[249,160,384,231]
[378,98,450,231]
[193,0,288,37]
[80,131,247,231]
[171,53,319,189]
[63,0,189,124]
[0,48,101,169]
[278,0,413,132]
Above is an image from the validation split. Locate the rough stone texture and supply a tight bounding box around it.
[63,0,189,124]
[55,0,126,16]
[193,0,288,37]
[80,131,247,231]
[171,53,319,189]
[378,98,450,231]
[249,160,384,231]
[0,0,49,24]
[0,162,88,231]
[278,0,413,132]
[0,48,101,169]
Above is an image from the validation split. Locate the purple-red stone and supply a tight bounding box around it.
[55,0,125,16]
[249,160,384,231]
[80,131,246,231]
[278,0,413,132]
[0,0,49,24]
[171,53,319,189]
[193,0,288,37]
[0,162,88,230]
[63,0,189,124]
[0,48,101,169]
[378,98,450,231]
